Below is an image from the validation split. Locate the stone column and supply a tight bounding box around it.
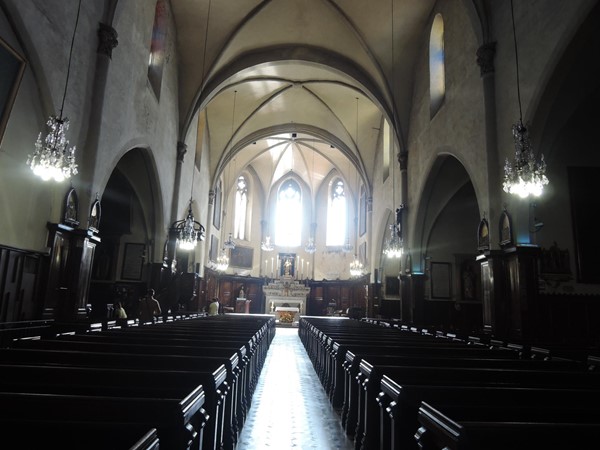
[476,42,501,248]
[79,23,119,223]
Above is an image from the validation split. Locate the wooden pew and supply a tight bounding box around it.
[299,317,599,450]
[344,349,582,442]
[0,315,273,450]
[9,337,250,431]
[0,387,206,450]
[357,363,600,450]
[52,327,264,419]
[379,380,600,450]
[0,347,237,449]
[0,421,160,450]
[415,400,600,450]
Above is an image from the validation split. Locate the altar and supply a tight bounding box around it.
[263,277,310,316]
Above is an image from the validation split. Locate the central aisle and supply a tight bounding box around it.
[236,326,354,450]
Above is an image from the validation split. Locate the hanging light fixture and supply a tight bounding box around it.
[215,248,229,271]
[261,235,274,252]
[383,197,404,259]
[223,232,236,250]
[383,6,404,260]
[304,236,317,254]
[502,0,548,198]
[170,136,205,250]
[27,0,82,182]
[172,199,205,251]
[349,255,364,278]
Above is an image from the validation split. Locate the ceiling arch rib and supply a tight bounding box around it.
[215,125,370,197]
[192,46,393,136]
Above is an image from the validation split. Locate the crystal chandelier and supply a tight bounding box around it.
[28,117,78,182]
[215,249,229,271]
[223,232,236,250]
[172,199,205,251]
[383,223,403,258]
[502,0,548,198]
[503,122,548,198]
[27,0,81,182]
[261,235,274,251]
[349,255,364,278]
[304,236,316,254]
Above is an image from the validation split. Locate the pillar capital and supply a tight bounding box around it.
[398,151,408,171]
[476,41,497,76]
[97,23,118,58]
[177,141,187,163]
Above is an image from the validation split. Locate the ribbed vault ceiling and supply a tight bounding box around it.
[171,0,437,195]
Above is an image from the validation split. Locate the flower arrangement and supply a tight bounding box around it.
[278,311,295,323]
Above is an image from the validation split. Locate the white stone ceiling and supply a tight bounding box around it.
[171,0,437,194]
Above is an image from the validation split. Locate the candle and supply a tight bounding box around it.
[301,259,304,279]
[306,261,310,279]
[264,259,268,276]
[271,257,274,277]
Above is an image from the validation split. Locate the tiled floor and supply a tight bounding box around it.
[236,326,355,450]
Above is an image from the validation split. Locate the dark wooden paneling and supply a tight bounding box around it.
[0,245,44,322]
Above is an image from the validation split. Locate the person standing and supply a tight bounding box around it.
[138,288,162,324]
[208,297,220,316]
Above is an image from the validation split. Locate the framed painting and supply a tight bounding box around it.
[359,241,367,267]
[212,182,222,230]
[121,243,145,280]
[0,36,26,144]
[210,235,219,262]
[230,245,253,269]
[359,184,367,236]
[430,262,451,299]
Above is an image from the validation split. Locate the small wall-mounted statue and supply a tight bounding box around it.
[62,187,79,227]
[88,195,101,233]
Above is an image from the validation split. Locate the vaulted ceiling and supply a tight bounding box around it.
[171,0,438,195]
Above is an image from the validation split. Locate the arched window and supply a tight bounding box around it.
[326,178,347,246]
[429,13,445,117]
[148,0,167,99]
[234,175,248,240]
[275,179,301,247]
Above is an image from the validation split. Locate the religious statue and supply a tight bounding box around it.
[284,258,292,276]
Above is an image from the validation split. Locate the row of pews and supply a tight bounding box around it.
[299,316,600,450]
[0,313,275,450]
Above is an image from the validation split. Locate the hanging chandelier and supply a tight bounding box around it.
[223,232,236,250]
[215,249,229,271]
[27,0,82,182]
[383,223,403,258]
[261,235,274,252]
[349,255,364,278]
[503,121,548,198]
[502,0,548,198]
[304,236,317,254]
[172,199,205,251]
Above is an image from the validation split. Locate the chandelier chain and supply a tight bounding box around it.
[510,0,523,123]
[60,0,82,119]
